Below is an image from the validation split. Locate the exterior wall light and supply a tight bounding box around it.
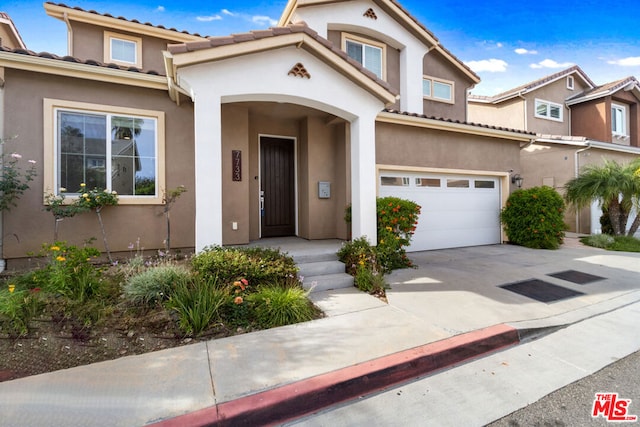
[511,173,523,188]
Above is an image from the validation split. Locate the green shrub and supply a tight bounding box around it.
[191,246,298,286]
[376,197,421,270]
[166,276,227,336]
[337,236,379,275]
[354,265,387,294]
[344,197,420,272]
[581,234,615,249]
[501,186,567,249]
[124,264,191,306]
[609,235,640,252]
[0,286,44,337]
[248,285,317,328]
[37,242,103,302]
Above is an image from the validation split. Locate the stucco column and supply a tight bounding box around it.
[194,95,223,251]
[350,113,377,245]
[400,45,428,113]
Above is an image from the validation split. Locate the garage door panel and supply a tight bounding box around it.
[379,172,502,252]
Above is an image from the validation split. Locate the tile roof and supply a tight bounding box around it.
[45,2,207,38]
[382,108,536,136]
[167,22,399,96]
[0,46,162,75]
[567,76,640,103]
[469,65,596,102]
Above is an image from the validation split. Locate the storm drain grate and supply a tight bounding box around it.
[499,279,584,303]
[547,270,606,285]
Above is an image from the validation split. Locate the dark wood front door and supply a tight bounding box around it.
[260,137,295,237]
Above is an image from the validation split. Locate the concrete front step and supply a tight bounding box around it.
[303,273,354,293]
[297,260,345,278]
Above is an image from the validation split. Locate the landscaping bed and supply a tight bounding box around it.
[0,245,321,383]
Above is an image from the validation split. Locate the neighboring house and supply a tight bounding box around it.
[469,68,640,234]
[468,66,596,135]
[0,0,534,268]
[0,12,25,50]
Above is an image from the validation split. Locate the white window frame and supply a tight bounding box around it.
[611,103,627,136]
[423,76,454,104]
[341,33,386,80]
[43,99,165,205]
[534,99,563,122]
[567,75,574,90]
[104,31,142,68]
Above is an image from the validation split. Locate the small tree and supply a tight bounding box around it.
[44,190,88,241]
[501,186,566,249]
[74,184,118,262]
[0,137,37,212]
[565,159,640,236]
[162,185,187,253]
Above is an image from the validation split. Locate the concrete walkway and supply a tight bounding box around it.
[1,239,639,426]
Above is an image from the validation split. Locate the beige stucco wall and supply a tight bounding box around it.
[2,69,195,264]
[375,122,521,173]
[525,79,573,135]
[221,105,250,245]
[468,98,525,130]
[422,50,473,121]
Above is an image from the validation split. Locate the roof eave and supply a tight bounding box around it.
[0,50,167,90]
[44,3,205,43]
[377,110,535,142]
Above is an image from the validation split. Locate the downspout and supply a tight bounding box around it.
[0,79,5,272]
[517,92,527,130]
[574,145,592,233]
[63,12,73,56]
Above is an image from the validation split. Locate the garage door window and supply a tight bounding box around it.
[381,176,409,186]
[475,180,495,189]
[447,179,469,188]
[416,178,440,187]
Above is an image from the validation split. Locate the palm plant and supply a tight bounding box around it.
[564,159,640,236]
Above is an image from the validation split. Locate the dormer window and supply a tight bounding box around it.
[342,33,385,80]
[535,99,563,122]
[567,75,574,90]
[104,31,142,68]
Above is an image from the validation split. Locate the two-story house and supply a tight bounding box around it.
[0,0,534,268]
[469,67,640,234]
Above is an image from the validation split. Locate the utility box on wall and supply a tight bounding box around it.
[318,181,331,199]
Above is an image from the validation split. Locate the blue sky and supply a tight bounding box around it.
[3,0,639,95]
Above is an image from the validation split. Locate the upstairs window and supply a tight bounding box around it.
[343,34,385,80]
[104,31,142,68]
[612,104,627,136]
[567,75,574,90]
[534,99,563,122]
[423,76,454,103]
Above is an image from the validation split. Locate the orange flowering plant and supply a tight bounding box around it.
[376,197,421,270]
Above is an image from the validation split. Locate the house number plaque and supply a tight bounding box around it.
[232,150,242,181]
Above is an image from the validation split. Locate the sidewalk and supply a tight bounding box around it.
[1,241,639,426]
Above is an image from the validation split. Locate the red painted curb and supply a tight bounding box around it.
[151,323,520,427]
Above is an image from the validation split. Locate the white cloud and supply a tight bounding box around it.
[515,48,538,55]
[252,15,278,26]
[197,15,223,22]
[155,6,165,12]
[465,58,508,72]
[496,42,503,48]
[607,57,640,66]
[530,59,573,69]
[222,9,236,16]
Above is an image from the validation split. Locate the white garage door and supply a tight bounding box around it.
[378,171,502,251]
